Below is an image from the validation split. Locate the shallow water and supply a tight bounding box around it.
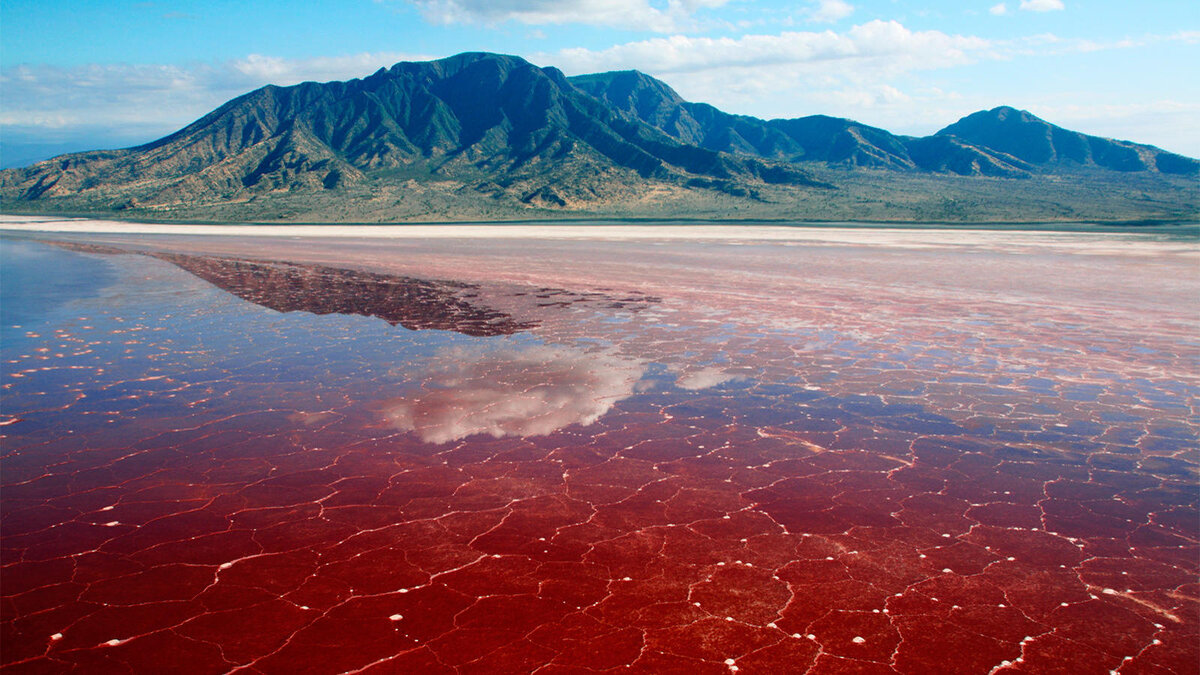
[1,228,1197,674]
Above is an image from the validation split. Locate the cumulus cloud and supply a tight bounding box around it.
[989,3,1008,16]
[538,20,1196,120]
[379,344,644,444]
[407,0,732,32]
[1019,0,1064,11]
[544,20,991,76]
[539,18,992,115]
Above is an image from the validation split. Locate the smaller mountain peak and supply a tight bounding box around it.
[568,69,685,106]
[967,106,1047,126]
[608,70,667,84]
[435,51,531,66]
[937,106,1051,138]
[384,52,534,78]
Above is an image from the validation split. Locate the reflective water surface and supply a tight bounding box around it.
[1,227,1197,674]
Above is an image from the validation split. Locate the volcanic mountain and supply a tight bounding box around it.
[1,52,1196,222]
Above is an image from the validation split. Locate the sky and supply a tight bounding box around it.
[1,0,1198,167]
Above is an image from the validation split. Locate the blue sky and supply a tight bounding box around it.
[2,0,1198,167]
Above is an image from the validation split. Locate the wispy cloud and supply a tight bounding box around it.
[989,3,1008,16]
[808,0,854,23]
[1019,0,1064,11]
[227,52,433,83]
[0,51,427,132]
[405,0,733,32]
[1029,100,1200,147]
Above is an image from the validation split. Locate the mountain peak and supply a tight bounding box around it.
[572,70,684,99]
[379,51,534,79]
[985,105,1034,119]
[946,105,1045,129]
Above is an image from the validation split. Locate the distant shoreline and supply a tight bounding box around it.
[2,213,1197,237]
[4,215,1199,260]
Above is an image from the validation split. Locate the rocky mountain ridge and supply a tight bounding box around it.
[572,69,1196,178]
[1,52,1196,222]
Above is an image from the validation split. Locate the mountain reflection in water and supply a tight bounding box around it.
[46,241,536,337]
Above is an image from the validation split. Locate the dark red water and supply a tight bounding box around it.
[2,230,1196,674]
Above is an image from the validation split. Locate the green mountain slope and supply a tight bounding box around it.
[2,53,1196,223]
[1,53,822,212]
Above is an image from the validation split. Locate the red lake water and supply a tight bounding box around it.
[1,223,1197,674]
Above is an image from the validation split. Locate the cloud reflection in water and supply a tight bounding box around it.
[674,366,737,391]
[382,344,645,444]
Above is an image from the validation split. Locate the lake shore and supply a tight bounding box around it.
[3,214,1198,257]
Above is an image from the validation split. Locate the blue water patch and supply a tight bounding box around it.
[0,238,116,329]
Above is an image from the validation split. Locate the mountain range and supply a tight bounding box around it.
[1,52,1196,223]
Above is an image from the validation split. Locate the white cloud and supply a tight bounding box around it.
[543,20,991,76]
[811,84,912,108]
[1171,30,1200,44]
[228,51,436,85]
[810,0,854,23]
[989,3,1008,16]
[1007,32,1155,56]
[407,0,732,32]
[0,51,427,134]
[1019,0,1064,11]
[379,344,644,443]
[539,22,1196,123]
[539,22,1198,156]
[537,20,995,140]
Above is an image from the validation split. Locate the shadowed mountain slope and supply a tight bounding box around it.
[936,106,1198,175]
